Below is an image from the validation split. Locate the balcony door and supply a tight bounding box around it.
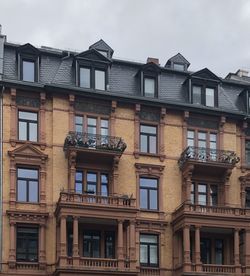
[200,238,224,265]
[191,182,218,206]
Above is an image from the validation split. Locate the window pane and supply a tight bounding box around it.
[80,67,90,88]
[198,132,206,140]
[22,60,35,82]
[101,184,108,196]
[149,190,158,210]
[87,172,97,182]
[149,136,157,154]
[206,88,215,107]
[101,119,109,128]
[29,181,38,202]
[246,141,250,164]
[92,236,100,257]
[101,174,108,183]
[210,185,218,206]
[141,125,157,134]
[29,123,37,142]
[140,189,147,209]
[17,180,27,201]
[193,86,202,104]
[19,111,37,121]
[75,182,83,193]
[18,168,38,179]
[140,235,158,243]
[144,78,155,96]
[19,121,27,140]
[105,233,115,258]
[75,116,83,132]
[140,244,148,264]
[140,178,157,188]
[173,63,185,71]
[198,194,207,205]
[75,171,83,181]
[87,118,97,134]
[187,130,194,139]
[140,135,147,152]
[149,245,158,264]
[95,70,105,90]
[201,239,211,264]
[198,184,207,193]
[87,184,96,194]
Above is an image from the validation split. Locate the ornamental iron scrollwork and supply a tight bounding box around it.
[64,131,127,153]
[178,146,240,169]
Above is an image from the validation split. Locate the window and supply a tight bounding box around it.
[245,140,250,165]
[200,238,224,265]
[144,77,156,97]
[192,85,217,107]
[140,234,158,267]
[140,124,157,154]
[17,168,39,203]
[75,170,109,196]
[18,111,38,142]
[79,67,91,88]
[140,178,158,210]
[215,239,223,265]
[75,115,109,136]
[83,231,101,258]
[97,50,108,57]
[105,232,115,258]
[187,129,217,152]
[246,188,250,208]
[200,238,211,264]
[16,226,38,262]
[173,63,185,71]
[22,60,35,82]
[78,66,106,90]
[191,182,218,206]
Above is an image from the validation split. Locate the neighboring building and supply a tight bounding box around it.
[1,28,250,276]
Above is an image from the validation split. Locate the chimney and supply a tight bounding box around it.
[237,69,249,77]
[147,57,159,65]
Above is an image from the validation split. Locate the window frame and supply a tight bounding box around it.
[140,233,159,267]
[140,123,158,154]
[83,230,101,258]
[139,177,159,211]
[18,110,38,142]
[20,55,38,83]
[191,181,218,206]
[191,82,218,107]
[16,167,39,203]
[173,62,185,71]
[79,66,91,89]
[187,128,218,149]
[143,76,157,98]
[16,225,39,262]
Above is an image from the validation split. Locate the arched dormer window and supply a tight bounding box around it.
[17,43,40,83]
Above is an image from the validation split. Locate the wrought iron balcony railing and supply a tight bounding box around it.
[64,132,127,153]
[178,146,240,169]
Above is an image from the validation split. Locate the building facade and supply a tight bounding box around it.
[0,29,250,276]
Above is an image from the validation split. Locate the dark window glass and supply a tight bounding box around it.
[215,239,223,264]
[173,63,185,71]
[75,171,83,193]
[192,86,202,105]
[210,185,218,206]
[191,182,217,206]
[198,183,207,205]
[67,225,73,257]
[140,234,158,267]
[246,140,250,165]
[105,232,115,258]
[95,70,105,90]
[87,172,97,194]
[206,88,215,107]
[140,125,157,154]
[16,227,38,262]
[101,174,108,196]
[75,116,83,133]
[18,111,38,142]
[246,188,250,208]
[80,67,91,88]
[140,178,158,210]
[144,78,155,97]
[200,238,211,264]
[22,60,35,82]
[17,168,38,202]
[83,231,100,258]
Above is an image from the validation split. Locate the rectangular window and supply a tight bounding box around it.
[16,226,38,262]
[192,86,202,105]
[200,238,211,264]
[18,111,38,142]
[205,88,215,107]
[191,182,218,206]
[22,60,35,82]
[105,232,115,258]
[140,178,158,210]
[87,172,97,194]
[95,70,105,90]
[17,168,39,203]
[140,124,157,154]
[83,231,101,258]
[215,239,224,265]
[246,140,250,165]
[87,117,97,134]
[173,63,185,71]
[75,116,83,133]
[79,67,91,88]
[144,77,156,97]
[246,188,250,208]
[140,234,158,267]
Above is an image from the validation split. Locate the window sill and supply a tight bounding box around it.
[134,151,165,162]
[10,139,46,150]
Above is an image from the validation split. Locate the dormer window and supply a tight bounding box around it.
[95,69,105,90]
[79,67,91,88]
[22,60,35,82]
[192,85,216,107]
[173,63,185,71]
[144,77,156,97]
[97,50,108,57]
[206,88,215,107]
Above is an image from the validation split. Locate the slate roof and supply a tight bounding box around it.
[1,39,249,118]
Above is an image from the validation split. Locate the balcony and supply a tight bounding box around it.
[55,191,137,220]
[64,132,127,164]
[178,147,239,175]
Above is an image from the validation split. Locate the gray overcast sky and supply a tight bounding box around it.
[1,0,250,77]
